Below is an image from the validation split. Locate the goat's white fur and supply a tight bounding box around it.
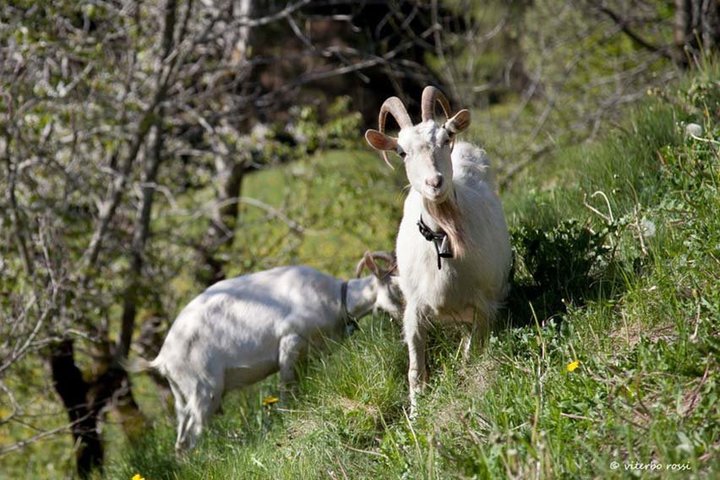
[366,90,512,415]
[133,259,401,452]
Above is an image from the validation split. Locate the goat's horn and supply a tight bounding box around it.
[355,251,371,278]
[378,97,412,168]
[379,97,413,132]
[370,251,397,275]
[421,86,452,122]
[369,251,395,264]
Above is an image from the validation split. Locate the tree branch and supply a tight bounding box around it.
[592,2,675,61]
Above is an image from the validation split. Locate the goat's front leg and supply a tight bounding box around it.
[403,303,427,417]
[278,333,306,402]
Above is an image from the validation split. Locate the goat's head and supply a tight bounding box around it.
[365,87,470,204]
[355,251,404,319]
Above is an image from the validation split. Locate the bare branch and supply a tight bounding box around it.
[591,1,675,61]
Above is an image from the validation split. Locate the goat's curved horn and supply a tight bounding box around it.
[421,86,452,122]
[369,251,398,276]
[369,251,395,265]
[379,97,413,132]
[355,251,394,278]
[378,97,412,168]
[355,252,371,278]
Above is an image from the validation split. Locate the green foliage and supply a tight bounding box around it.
[511,219,613,318]
[679,59,720,119]
[246,96,365,168]
[292,96,365,153]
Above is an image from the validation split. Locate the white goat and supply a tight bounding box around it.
[132,252,402,452]
[365,87,512,414]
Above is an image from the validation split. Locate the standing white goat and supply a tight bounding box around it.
[132,252,402,452]
[365,87,512,414]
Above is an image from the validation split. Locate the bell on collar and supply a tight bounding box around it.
[438,236,452,258]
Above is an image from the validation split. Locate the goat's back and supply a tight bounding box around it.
[451,142,496,189]
[152,266,342,378]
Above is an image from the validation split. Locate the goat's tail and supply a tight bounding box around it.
[122,356,157,374]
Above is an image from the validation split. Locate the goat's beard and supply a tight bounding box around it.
[424,195,466,258]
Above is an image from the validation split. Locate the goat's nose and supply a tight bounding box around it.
[425,174,443,189]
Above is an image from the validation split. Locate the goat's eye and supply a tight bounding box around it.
[397,148,406,159]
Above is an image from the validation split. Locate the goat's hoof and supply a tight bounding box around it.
[174,444,189,458]
[406,403,419,421]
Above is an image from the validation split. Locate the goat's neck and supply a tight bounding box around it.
[345,276,377,319]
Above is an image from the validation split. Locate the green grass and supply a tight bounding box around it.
[4,63,719,480]
[99,65,720,479]
[235,149,406,278]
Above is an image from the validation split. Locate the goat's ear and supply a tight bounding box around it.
[445,109,471,135]
[365,129,397,151]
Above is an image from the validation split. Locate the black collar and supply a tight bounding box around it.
[417,215,453,270]
[340,281,359,335]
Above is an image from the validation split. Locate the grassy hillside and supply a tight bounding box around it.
[105,64,720,479]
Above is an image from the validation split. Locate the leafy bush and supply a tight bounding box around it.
[681,68,720,120]
[508,219,615,324]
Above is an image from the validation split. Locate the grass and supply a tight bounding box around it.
[4,62,719,479]
[98,63,720,480]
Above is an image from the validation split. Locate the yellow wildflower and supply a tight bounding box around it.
[566,360,580,372]
[262,395,280,406]
[132,474,145,480]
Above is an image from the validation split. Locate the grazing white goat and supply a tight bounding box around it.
[132,252,402,452]
[365,86,512,414]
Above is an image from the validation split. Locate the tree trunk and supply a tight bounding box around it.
[112,122,165,438]
[50,338,146,478]
[53,3,179,475]
[674,0,720,67]
[231,0,253,65]
[194,0,254,287]
[50,340,103,480]
[118,122,165,360]
[699,0,720,52]
[197,156,246,286]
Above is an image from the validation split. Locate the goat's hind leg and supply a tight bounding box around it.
[166,378,193,454]
[174,408,193,454]
[462,307,491,361]
[461,322,485,361]
[278,333,306,403]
